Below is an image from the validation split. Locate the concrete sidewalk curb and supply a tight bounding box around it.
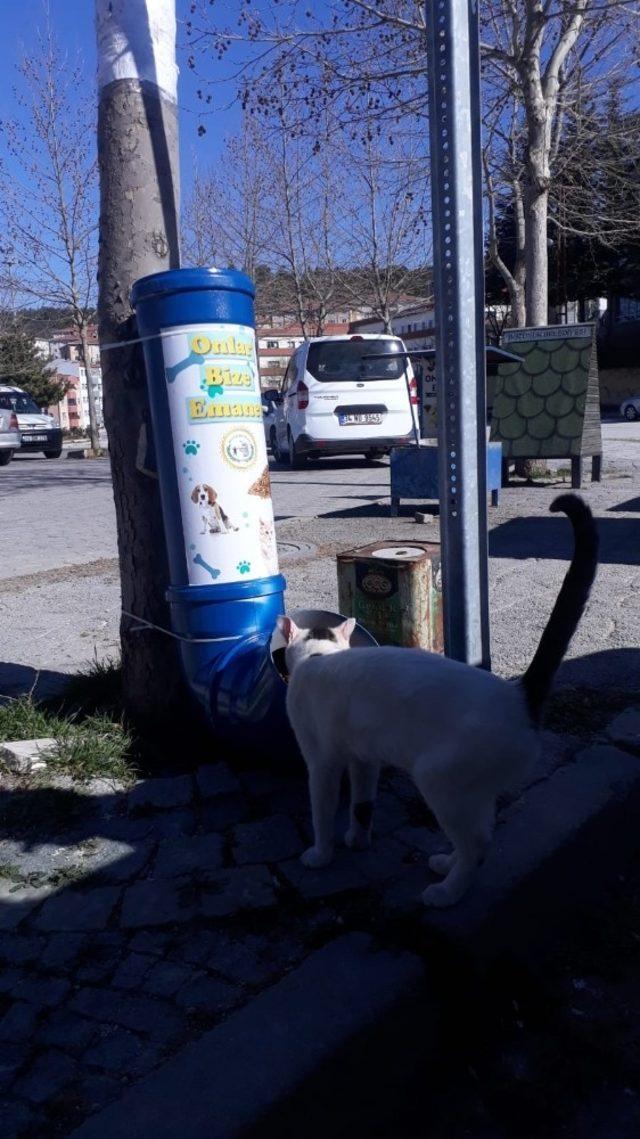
[70,934,427,1138]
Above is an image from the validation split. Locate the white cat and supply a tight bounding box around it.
[278,494,598,909]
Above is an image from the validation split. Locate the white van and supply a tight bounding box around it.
[269,334,418,466]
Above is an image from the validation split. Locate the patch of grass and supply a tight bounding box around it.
[48,655,123,718]
[0,694,136,785]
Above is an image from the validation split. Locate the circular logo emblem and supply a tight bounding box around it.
[361,572,393,597]
[221,428,257,470]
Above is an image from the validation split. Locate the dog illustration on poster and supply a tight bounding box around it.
[191,484,239,534]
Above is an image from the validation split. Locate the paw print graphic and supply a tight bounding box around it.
[183,440,200,455]
[200,377,224,399]
[236,560,251,575]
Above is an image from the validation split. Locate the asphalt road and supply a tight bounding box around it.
[0,421,638,694]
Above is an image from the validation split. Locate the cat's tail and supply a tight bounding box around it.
[521,494,599,723]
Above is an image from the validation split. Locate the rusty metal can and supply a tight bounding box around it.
[336,541,443,651]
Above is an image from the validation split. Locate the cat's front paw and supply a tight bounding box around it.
[428,853,455,876]
[344,826,371,851]
[301,846,333,869]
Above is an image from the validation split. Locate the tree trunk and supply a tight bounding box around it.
[525,181,549,326]
[78,327,101,453]
[97,75,187,734]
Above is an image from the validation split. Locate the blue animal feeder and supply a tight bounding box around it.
[390,440,503,515]
[132,268,376,757]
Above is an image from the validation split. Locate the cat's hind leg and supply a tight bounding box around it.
[301,760,343,869]
[345,759,380,850]
[415,774,495,907]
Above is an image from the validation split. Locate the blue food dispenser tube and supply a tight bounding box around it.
[131,268,288,750]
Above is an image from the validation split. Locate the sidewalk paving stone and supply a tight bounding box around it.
[0,932,44,964]
[199,866,277,917]
[33,886,122,932]
[128,930,170,956]
[152,834,224,878]
[0,1001,42,1042]
[1,1098,43,1139]
[198,932,297,988]
[232,814,304,865]
[110,952,153,991]
[40,932,88,969]
[199,793,251,831]
[279,849,369,899]
[120,879,197,928]
[39,1009,99,1052]
[69,988,184,1042]
[0,966,26,993]
[0,880,56,930]
[87,840,155,884]
[143,809,197,838]
[175,975,239,1015]
[196,763,241,798]
[0,1042,29,1094]
[14,1048,78,1105]
[89,1028,147,1074]
[144,961,193,998]
[127,776,193,812]
[11,976,71,1008]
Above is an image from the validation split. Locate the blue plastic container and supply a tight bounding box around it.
[132,268,288,749]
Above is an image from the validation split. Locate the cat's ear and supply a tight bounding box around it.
[335,617,356,645]
[276,615,301,644]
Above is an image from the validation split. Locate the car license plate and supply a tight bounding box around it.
[24,435,48,443]
[338,413,382,426]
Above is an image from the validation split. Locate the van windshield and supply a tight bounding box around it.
[0,391,40,414]
[306,339,406,382]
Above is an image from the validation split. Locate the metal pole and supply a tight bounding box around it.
[426,0,490,669]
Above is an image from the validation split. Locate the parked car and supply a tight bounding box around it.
[0,385,63,458]
[0,404,20,466]
[620,395,640,421]
[269,334,418,467]
[261,388,281,449]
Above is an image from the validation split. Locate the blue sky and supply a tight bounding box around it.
[0,0,239,199]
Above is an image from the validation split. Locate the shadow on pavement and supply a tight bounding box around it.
[556,647,640,694]
[0,661,73,703]
[489,515,640,566]
[608,496,640,513]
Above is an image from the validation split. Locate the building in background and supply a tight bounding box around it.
[34,326,103,432]
[256,321,350,387]
[46,359,103,432]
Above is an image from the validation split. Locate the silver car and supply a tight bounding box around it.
[0,404,20,466]
[620,395,640,421]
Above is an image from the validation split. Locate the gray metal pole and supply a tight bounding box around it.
[426,0,490,669]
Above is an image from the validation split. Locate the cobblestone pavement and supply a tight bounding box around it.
[2,704,639,1136]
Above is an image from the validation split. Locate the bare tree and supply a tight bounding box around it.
[0,16,101,450]
[182,116,275,275]
[481,0,639,325]
[191,0,639,327]
[336,126,431,329]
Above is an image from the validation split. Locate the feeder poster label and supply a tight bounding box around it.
[161,322,279,587]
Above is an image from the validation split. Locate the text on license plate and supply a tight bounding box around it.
[24,435,48,442]
[338,413,382,426]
